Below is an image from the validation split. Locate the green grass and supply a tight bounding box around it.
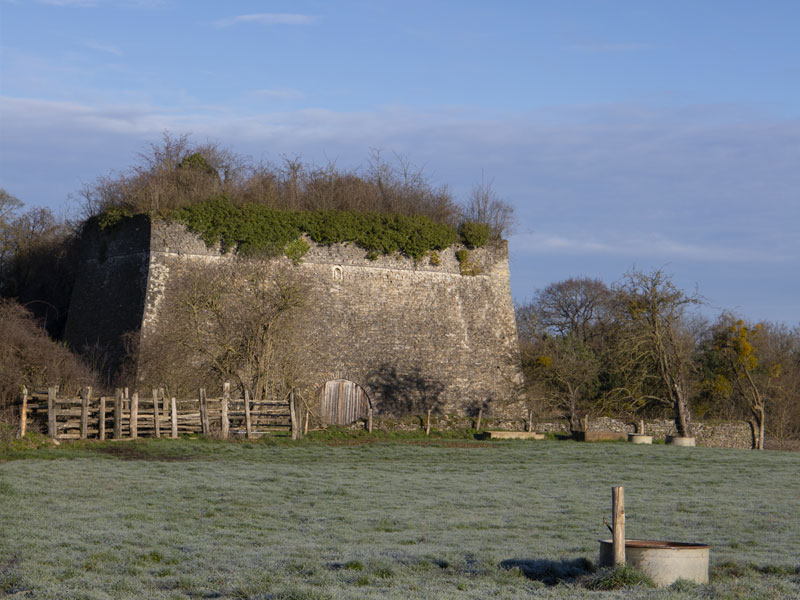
[1,437,798,598]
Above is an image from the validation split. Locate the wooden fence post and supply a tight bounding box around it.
[99,396,106,440]
[153,389,161,438]
[19,386,28,438]
[80,387,91,440]
[199,388,209,435]
[244,389,252,439]
[612,486,626,566]
[290,389,300,440]
[130,392,139,439]
[47,386,58,439]
[170,397,178,438]
[305,408,310,436]
[426,407,432,436]
[114,388,123,439]
[367,406,373,434]
[475,407,483,432]
[221,382,230,439]
[527,409,534,432]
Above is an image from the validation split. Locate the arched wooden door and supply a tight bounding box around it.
[319,379,371,425]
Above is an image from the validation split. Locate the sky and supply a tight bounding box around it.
[1,0,798,325]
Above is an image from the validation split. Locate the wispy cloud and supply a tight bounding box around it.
[215,13,319,27]
[569,42,652,53]
[514,232,792,264]
[80,39,122,55]
[37,0,99,6]
[34,0,164,6]
[250,88,305,101]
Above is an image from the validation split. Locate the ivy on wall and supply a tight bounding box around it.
[167,196,489,260]
[96,196,490,262]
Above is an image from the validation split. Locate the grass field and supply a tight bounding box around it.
[1,434,798,599]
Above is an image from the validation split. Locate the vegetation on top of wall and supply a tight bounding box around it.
[458,221,490,248]
[169,195,472,260]
[77,133,515,240]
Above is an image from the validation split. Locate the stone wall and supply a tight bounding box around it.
[64,216,152,363]
[531,416,754,449]
[365,415,753,449]
[68,218,525,417]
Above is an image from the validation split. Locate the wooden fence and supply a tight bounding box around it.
[19,383,308,441]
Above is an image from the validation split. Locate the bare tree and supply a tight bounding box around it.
[522,334,600,430]
[531,277,612,345]
[610,269,702,437]
[461,176,514,240]
[138,260,311,401]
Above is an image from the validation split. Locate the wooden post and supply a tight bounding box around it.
[152,389,161,438]
[19,386,28,438]
[114,388,123,439]
[527,409,533,432]
[47,386,58,438]
[221,382,230,439]
[170,397,178,438]
[99,396,106,440]
[639,420,645,435]
[426,407,432,436]
[583,415,589,432]
[199,388,209,435]
[476,407,483,431]
[130,392,139,438]
[290,389,299,440]
[367,406,373,434]
[80,387,90,439]
[244,389,252,439]
[305,409,310,435]
[612,486,626,566]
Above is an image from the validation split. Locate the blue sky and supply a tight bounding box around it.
[1,0,798,324]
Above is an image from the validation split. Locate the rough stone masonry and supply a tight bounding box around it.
[65,217,525,417]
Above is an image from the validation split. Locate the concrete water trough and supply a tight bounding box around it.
[627,433,653,444]
[598,539,710,586]
[572,430,628,442]
[482,430,545,440]
[665,435,696,446]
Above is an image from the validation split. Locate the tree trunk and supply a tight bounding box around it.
[674,393,692,437]
[754,405,765,450]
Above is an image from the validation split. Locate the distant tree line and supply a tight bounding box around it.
[516,271,800,449]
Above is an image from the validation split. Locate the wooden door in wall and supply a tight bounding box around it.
[319,379,370,425]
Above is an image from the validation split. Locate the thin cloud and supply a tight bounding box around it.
[34,0,164,6]
[515,232,791,264]
[80,39,122,56]
[215,13,319,27]
[569,42,652,53]
[250,88,305,101]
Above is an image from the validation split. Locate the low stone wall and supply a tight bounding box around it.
[363,414,755,449]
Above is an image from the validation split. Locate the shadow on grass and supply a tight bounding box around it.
[500,557,593,586]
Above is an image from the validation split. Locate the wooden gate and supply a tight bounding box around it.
[319,379,370,425]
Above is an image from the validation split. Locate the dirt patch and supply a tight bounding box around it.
[90,444,198,461]
[402,440,494,448]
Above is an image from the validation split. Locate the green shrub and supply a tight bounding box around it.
[458,221,490,248]
[178,152,216,175]
[284,238,310,264]
[584,565,655,590]
[168,196,460,260]
[455,249,481,276]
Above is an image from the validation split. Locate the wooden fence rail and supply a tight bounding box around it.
[20,384,305,441]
